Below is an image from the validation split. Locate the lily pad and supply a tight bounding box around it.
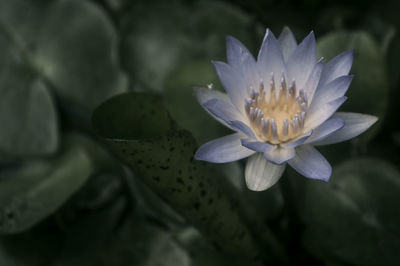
[0,29,58,156]
[0,135,93,234]
[92,92,281,260]
[120,0,254,92]
[300,158,400,266]
[0,0,127,120]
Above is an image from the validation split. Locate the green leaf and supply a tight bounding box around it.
[317,31,389,142]
[120,1,192,92]
[99,215,191,266]
[0,32,58,156]
[188,1,255,58]
[92,92,279,261]
[300,158,400,266]
[0,135,93,234]
[0,0,127,120]
[120,0,254,92]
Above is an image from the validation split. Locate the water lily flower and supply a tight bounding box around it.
[194,27,378,191]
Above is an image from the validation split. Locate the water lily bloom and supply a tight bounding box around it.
[194,27,378,191]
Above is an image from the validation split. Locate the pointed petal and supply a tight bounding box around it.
[264,147,296,165]
[282,131,312,148]
[226,35,253,67]
[288,145,332,181]
[202,98,244,126]
[313,112,378,146]
[278,26,297,62]
[213,61,247,112]
[286,31,317,90]
[312,75,353,107]
[229,120,257,139]
[241,139,276,153]
[226,36,260,94]
[304,118,344,144]
[245,153,286,191]
[304,60,323,102]
[242,54,261,93]
[257,29,286,85]
[195,133,255,163]
[194,86,230,105]
[194,87,234,129]
[318,50,354,88]
[304,96,347,131]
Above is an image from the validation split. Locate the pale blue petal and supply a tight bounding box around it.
[257,29,286,86]
[304,118,344,144]
[229,120,257,139]
[240,139,276,153]
[264,147,296,165]
[311,75,353,108]
[226,36,260,94]
[313,112,378,146]
[286,31,317,90]
[194,87,233,129]
[303,60,323,102]
[213,61,247,112]
[202,98,244,126]
[242,54,261,94]
[288,145,332,181]
[226,35,253,67]
[194,86,230,105]
[245,153,286,191]
[195,133,255,163]
[304,96,347,131]
[278,26,297,62]
[318,50,354,88]
[282,131,312,148]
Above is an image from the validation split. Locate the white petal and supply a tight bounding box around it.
[264,147,296,164]
[304,60,323,103]
[245,153,286,191]
[278,26,297,62]
[288,145,332,181]
[213,61,247,112]
[241,139,276,153]
[202,98,245,125]
[313,112,378,146]
[311,75,353,108]
[304,118,344,144]
[286,31,317,90]
[304,96,347,131]
[318,50,354,88]
[257,29,286,85]
[195,133,255,163]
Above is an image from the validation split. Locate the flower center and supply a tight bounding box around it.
[244,73,308,144]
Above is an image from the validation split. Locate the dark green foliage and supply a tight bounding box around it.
[0,134,92,234]
[92,92,270,260]
[0,0,398,265]
[300,158,400,266]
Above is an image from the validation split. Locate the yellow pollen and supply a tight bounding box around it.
[245,75,307,144]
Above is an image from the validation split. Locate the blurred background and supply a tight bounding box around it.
[0,0,400,265]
